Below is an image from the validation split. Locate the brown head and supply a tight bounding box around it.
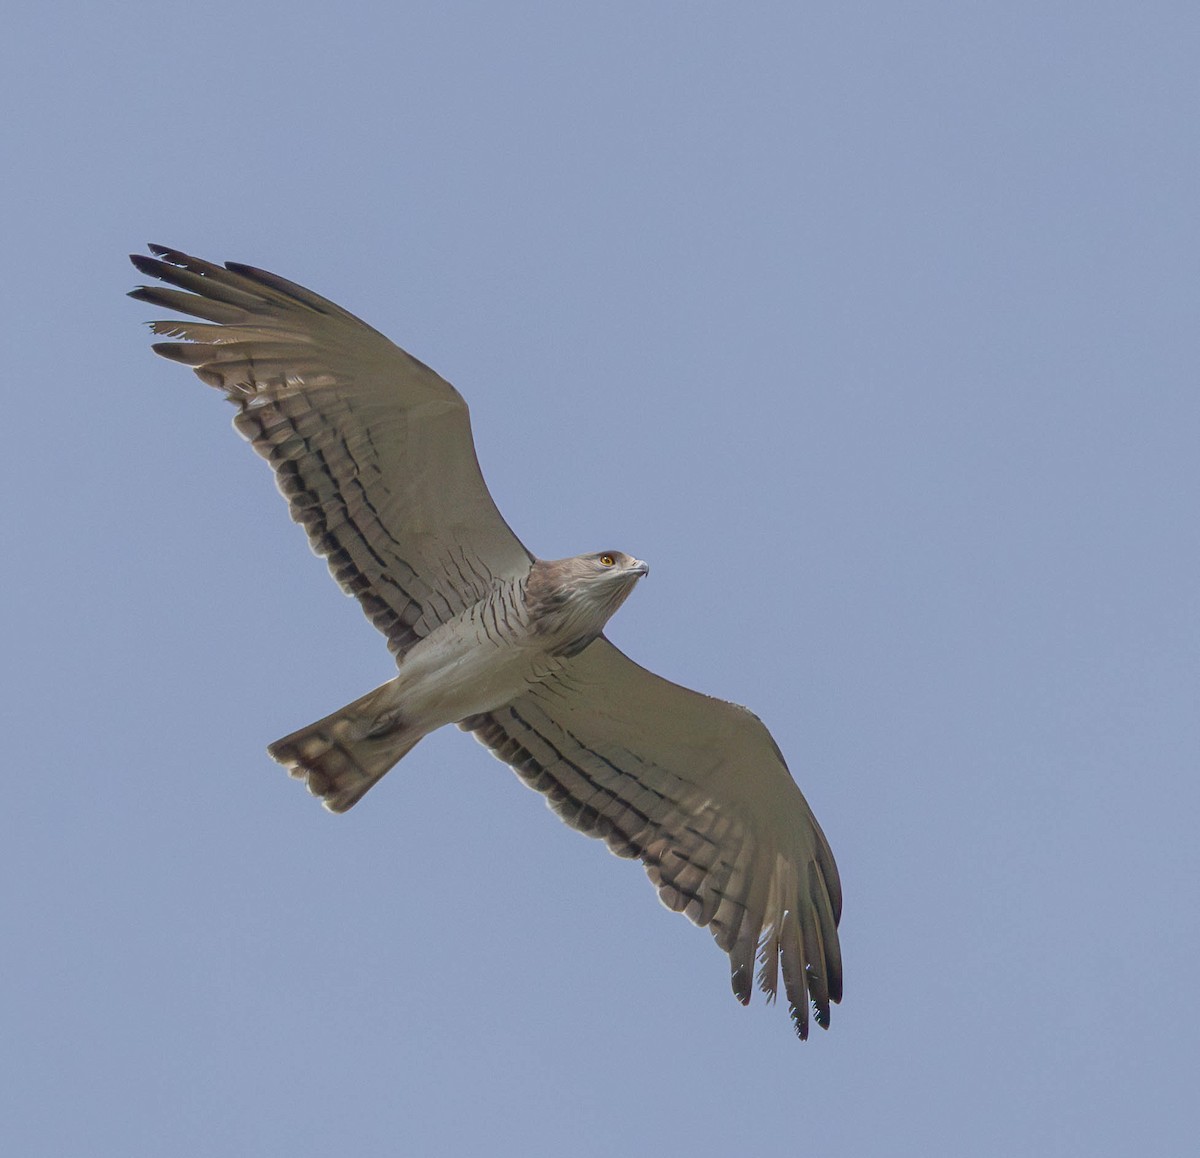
[526,550,650,656]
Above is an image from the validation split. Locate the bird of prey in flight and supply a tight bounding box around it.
[130,245,843,1038]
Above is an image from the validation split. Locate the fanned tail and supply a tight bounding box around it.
[268,679,424,812]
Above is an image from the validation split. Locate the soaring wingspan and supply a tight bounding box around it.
[133,246,844,1037]
[130,245,533,655]
[460,638,843,1038]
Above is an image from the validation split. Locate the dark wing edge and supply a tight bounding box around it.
[129,245,534,656]
[460,638,843,1039]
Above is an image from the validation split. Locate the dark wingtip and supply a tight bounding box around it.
[731,965,753,1006]
[790,1003,811,1040]
[142,244,201,271]
[828,973,844,1005]
[149,341,194,363]
[129,253,162,279]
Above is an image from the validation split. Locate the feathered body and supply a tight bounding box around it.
[130,245,843,1039]
[270,553,647,811]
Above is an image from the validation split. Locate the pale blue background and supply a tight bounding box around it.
[3,3,1197,1155]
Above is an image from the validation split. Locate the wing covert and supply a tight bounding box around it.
[130,245,533,655]
[460,638,842,1038]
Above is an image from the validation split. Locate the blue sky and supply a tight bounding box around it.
[4,3,1197,1154]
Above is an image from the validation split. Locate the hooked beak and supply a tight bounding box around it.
[630,559,650,578]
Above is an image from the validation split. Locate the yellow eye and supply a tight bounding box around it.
[599,554,615,566]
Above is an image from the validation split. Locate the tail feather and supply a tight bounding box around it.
[268,680,424,812]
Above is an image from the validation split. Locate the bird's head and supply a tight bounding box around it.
[527,550,649,656]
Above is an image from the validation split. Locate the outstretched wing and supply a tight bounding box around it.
[460,638,842,1038]
[130,245,533,656]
